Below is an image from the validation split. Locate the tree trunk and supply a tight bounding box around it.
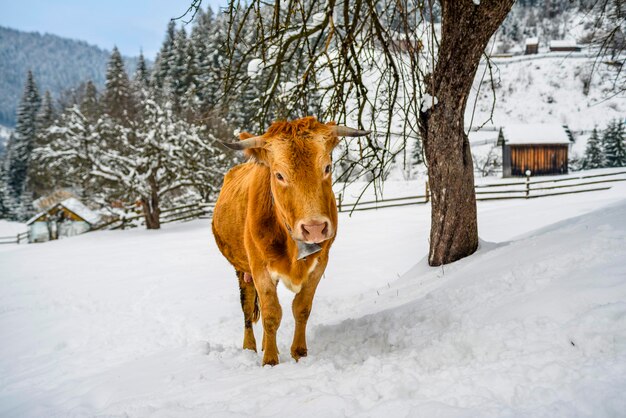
[141,176,161,229]
[420,0,514,266]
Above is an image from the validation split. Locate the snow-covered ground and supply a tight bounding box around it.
[1,182,626,417]
[0,220,26,237]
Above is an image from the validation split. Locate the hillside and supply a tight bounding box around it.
[0,26,141,127]
[467,53,625,131]
[1,176,625,416]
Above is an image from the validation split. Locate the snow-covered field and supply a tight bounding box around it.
[467,54,625,131]
[1,182,626,417]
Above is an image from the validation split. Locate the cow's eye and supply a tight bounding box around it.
[324,164,332,174]
[275,172,285,181]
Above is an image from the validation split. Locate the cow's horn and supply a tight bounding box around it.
[331,125,371,137]
[219,136,266,150]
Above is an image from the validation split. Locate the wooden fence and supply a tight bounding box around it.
[93,201,215,231]
[0,231,29,245]
[6,170,624,240]
[337,169,626,213]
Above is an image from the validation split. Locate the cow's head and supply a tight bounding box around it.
[222,116,369,245]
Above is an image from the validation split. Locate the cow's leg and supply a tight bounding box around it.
[253,270,282,366]
[237,270,259,351]
[291,271,323,361]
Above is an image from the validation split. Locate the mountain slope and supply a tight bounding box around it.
[0,26,141,127]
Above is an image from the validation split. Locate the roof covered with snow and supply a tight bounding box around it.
[525,37,539,45]
[549,39,578,48]
[61,198,101,225]
[500,124,571,145]
[468,130,500,145]
[26,198,101,225]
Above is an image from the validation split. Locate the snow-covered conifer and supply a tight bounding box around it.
[152,21,177,91]
[36,91,55,130]
[28,90,57,197]
[80,81,99,120]
[102,47,135,122]
[582,127,605,169]
[603,119,626,167]
[134,52,150,90]
[4,70,41,218]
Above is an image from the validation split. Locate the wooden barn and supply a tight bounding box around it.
[525,37,539,54]
[498,124,572,177]
[26,197,101,243]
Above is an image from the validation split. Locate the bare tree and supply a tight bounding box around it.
[420,2,514,265]
[584,0,626,95]
[184,0,514,265]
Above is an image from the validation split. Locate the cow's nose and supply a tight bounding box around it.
[300,221,328,243]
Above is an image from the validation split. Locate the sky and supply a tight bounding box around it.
[0,0,225,59]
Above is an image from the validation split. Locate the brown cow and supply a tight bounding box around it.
[212,116,369,366]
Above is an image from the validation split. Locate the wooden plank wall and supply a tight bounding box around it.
[510,145,568,176]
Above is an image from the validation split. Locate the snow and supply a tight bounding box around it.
[58,197,101,225]
[467,129,499,146]
[0,124,12,149]
[2,180,626,416]
[525,37,539,46]
[420,93,438,112]
[0,220,26,236]
[549,40,578,48]
[467,55,625,132]
[247,58,264,79]
[311,12,325,25]
[500,124,570,145]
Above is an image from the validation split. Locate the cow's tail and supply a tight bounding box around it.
[237,270,260,324]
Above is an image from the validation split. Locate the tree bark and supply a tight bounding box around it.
[420,0,514,266]
[141,175,161,230]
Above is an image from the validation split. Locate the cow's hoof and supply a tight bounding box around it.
[291,346,308,361]
[243,336,257,352]
[262,353,279,366]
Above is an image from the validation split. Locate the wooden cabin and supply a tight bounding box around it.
[26,197,101,243]
[525,37,539,54]
[498,124,572,177]
[549,40,581,52]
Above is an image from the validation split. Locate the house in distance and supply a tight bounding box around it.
[26,197,102,243]
[525,37,539,54]
[549,39,581,52]
[498,124,572,177]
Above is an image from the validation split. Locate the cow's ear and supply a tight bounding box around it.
[240,132,268,163]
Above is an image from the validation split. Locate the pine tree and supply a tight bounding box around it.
[102,46,135,122]
[36,91,55,129]
[4,70,41,218]
[132,52,151,104]
[191,6,218,112]
[0,156,17,219]
[603,119,626,167]
[582,127,604,169]
[28,90,57,198]
[134,52,150,89]
[80,80,99,120]
[152,21,177,91]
